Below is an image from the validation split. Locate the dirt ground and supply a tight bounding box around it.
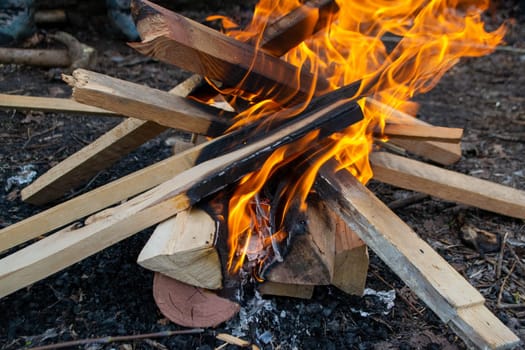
[0,1,524,349]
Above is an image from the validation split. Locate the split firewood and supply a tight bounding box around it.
[315,163,521,350]
[20,73,212,205]
[380,124,463,143]
[0,90,363,298]
[366,98,462,165]
[254,0,338,56]
[0,32,96,70]
[138,207,222,290]
[370,152,525,219]
[265,198,335,286]
[130,0,330,105]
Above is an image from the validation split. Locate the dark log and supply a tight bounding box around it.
[130,0,331,105]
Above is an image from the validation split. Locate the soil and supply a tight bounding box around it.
[1,1,524,349]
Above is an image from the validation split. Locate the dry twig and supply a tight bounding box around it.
[26,328,204,350]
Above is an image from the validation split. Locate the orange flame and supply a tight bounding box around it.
[214,0,505,275]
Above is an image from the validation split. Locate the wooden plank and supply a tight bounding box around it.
[21,119,167,205]
[64,69,233,136]
[366,98,462,165]
[259,281,315,299]
[315,164,520,350]
[0,95,363,298]
[370,152,525,219]
[0,93,115,115]
[138,208,222,290]
[130,0,330,104]
[381,124,463,143]
[1,82,362,253]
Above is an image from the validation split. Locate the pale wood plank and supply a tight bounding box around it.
[370,152,525,219]
[21,118,167,205]
[20,71,210,205]
[316,165,520,349]
[0,93,115,115]
[332,216,368,296]
[366,98,462,165]
[382,124,463,143]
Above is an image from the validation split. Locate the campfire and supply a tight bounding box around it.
[0,0,523,349]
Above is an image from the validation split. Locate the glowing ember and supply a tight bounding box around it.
[212,0,505,276]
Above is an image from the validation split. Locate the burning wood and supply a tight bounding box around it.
[0,0,523,348]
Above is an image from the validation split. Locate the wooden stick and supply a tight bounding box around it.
[0,94,115,115]
[370,152,525,219]
[21,119,168,205]
[130,0,330,104]
[64,69,233,135]
[381,124,463,143]
[0,95,363,298]
[138,208,222,290]
[366,98,462,165]
[315,164,520,350]
[0,48,70,67]
[35,9,67,24]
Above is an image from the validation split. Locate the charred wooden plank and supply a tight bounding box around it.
[254,0,338,57]
[316,163,521,350]
[64,69,234,136]
[130,0,331,105]
[0,94,363,298]
[0,82,362,253]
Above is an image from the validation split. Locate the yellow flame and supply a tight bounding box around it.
[217,0,505,274]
